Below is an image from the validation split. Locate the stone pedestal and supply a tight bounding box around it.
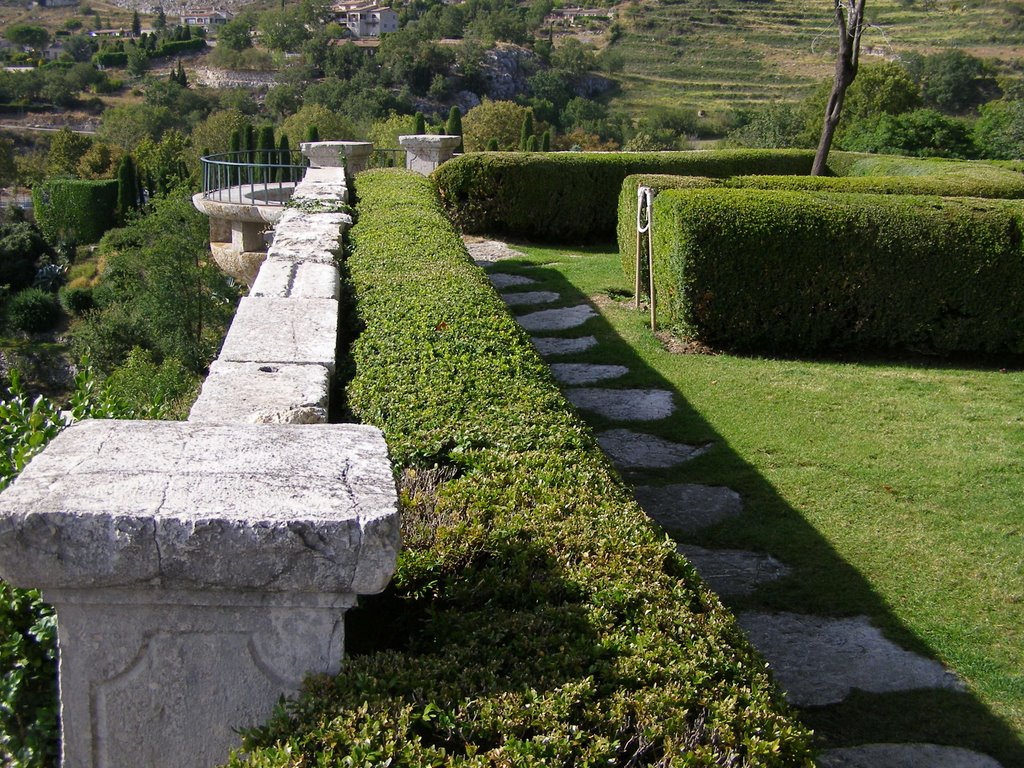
[398,135,462,175]
[301,141,374,173]
[0,420,399,768]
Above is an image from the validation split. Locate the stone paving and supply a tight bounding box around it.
[477,245,1004,768]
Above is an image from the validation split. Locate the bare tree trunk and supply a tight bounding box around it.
[812,0,866,176]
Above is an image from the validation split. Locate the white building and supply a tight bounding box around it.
[179,9,233,30]
[332,2,398,38]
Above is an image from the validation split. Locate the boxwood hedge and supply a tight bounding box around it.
[649,188,1024,356]
[227,168,813,767]
[432,149,817,243]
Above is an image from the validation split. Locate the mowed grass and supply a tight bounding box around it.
[488,242,1024,761]
[608,0,1024,120]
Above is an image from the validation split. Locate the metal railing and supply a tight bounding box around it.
[200,150,309,206]
[368,148,406,169]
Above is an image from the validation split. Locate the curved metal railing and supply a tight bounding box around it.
[200,150,309,206]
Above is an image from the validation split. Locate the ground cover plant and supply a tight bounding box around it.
[226,168,813,766]
[484,241,1024,765]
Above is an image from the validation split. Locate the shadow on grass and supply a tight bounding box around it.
[482,249,1024,767]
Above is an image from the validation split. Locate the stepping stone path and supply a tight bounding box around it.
[736,612,965,707]
[634,483,741,530]
[818,744,1004,768]
[567,388,675,420]
[518,305,596,332]
[676,545,790,597]
[550,363,628,385]
[478,241,1001,767]
[488,273,536,289]
[532,336,597,357]
[501,291,560,307]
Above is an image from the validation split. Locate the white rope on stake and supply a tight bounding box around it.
[634,186,656,328]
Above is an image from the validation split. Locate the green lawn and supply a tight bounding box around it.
[491,242,1024,764]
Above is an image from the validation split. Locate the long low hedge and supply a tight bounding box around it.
[649,188,1024,356]
[433,149,818,243]
[227,168,812,766]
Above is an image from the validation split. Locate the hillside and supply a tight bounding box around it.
[606,0,1024,123]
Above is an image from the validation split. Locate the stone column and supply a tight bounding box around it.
[0,420,399,768]
[398,135,462,175]
[301,141,374,173]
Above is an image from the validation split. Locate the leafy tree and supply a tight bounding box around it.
[124,41,149,77]
[216,16,252,51]
[916,50,999,114]
[0,138,16,191]
[134,130,190,193]
[258,7,310,52]
[76,141,123,179]
[264,84,303,119]
[369,113,416,151]
[463,99,532,151]
[64,35,95,63]
[4,24,49,50]
[46,128,93,177]
[724,102,805,149]
[841,108,974,158]
[0,221,52,291]
[550,38,596,76]
[188,108,251,167]
[973,98,1024,159]
[98,104,175,150]
[280,103,355,147]
[813,0,866,175]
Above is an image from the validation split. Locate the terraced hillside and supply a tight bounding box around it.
[608,0,1024,121]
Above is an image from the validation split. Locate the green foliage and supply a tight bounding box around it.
[45,128,92,177]
[445,105,463,153]
[5,288,61,334]
[116,154,140,219]
[519,109,534,150]
[280,104,355,149]
[72,191,238,374]
[413,110,426,134]
[228,168,813,767]
[461,99,533,151]
[840,109,975,159]
[0,222,53,292]
[58,284,95,315]
[973,98,1024,160]
[103,347,199,420]
[433,149,818,242]
[4,25,49,50]
[912,50,1000,114]
[650,188,1024,355]
[32,178,118,245]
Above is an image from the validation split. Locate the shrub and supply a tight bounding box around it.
[58,283,95,315]
[228,168,813,767]
[32,179,119,245]
[650,188,1024,356]
[5,288,62,333]
[0,221,53,292]
[432,149,817,242]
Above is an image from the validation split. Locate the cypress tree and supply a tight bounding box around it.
[131,10,141,37]
[155,7,167,32]
[256,125,275,182]
[486,138,499,151]
[541,129,551,152]
[526,134,537,152]
[277,134,291,183]
[305,125,320,143]
[116,154,139,221]
[243,124,256,162]
[446,105,463,153]
[177,61,187,87]
[519,111,534,151]
[414,111,426,134]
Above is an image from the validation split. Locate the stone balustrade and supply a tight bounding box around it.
[0,159,400,768]
[399,134,462,174]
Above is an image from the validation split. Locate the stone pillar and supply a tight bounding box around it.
[398,135,462,175]
[0,420,399,768]
[301,141,374,173]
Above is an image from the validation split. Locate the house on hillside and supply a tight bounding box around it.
[331,2,398,38]
[179,9,232,31]
[38,0,79,7]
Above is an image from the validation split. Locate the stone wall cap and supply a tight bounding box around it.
[399,134,462,149]
[0,420,399,594]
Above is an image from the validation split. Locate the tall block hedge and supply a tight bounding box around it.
[32,179,119,245]
[229,168,813,766]
[432,149,817,242]
[650,188,1024,356]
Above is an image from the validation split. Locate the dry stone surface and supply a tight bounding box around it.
[531,336,598,356]
[550,363,628,385]
[676,545,790,596]
[463,237,527,264]
[488,272,537,289]
[501,290,560,306]
[818,744,1003,768]
[518,304,596,332]
[633,483,741,531]
[598,430,711,469]
[566,388,675,420]
[737,612,965,707]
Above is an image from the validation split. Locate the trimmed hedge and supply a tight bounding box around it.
[92,51,128,67]
[433,149,817,243]
[229,168,813,766]
[650,188,1024,356]
[32,179,119,245]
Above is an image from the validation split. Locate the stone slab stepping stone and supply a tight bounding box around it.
[598,431,711,470]
[633,483,741,531]
[676,545,790,596]
[464,237,526,264]
[550,363,629,385]
[818,744,1003,768]
[532,336,598,357]
[736,612,965,707]
[501,290,560,307]
[566,388,674,420]
[488,273,537,289]
[518,304,596,332]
